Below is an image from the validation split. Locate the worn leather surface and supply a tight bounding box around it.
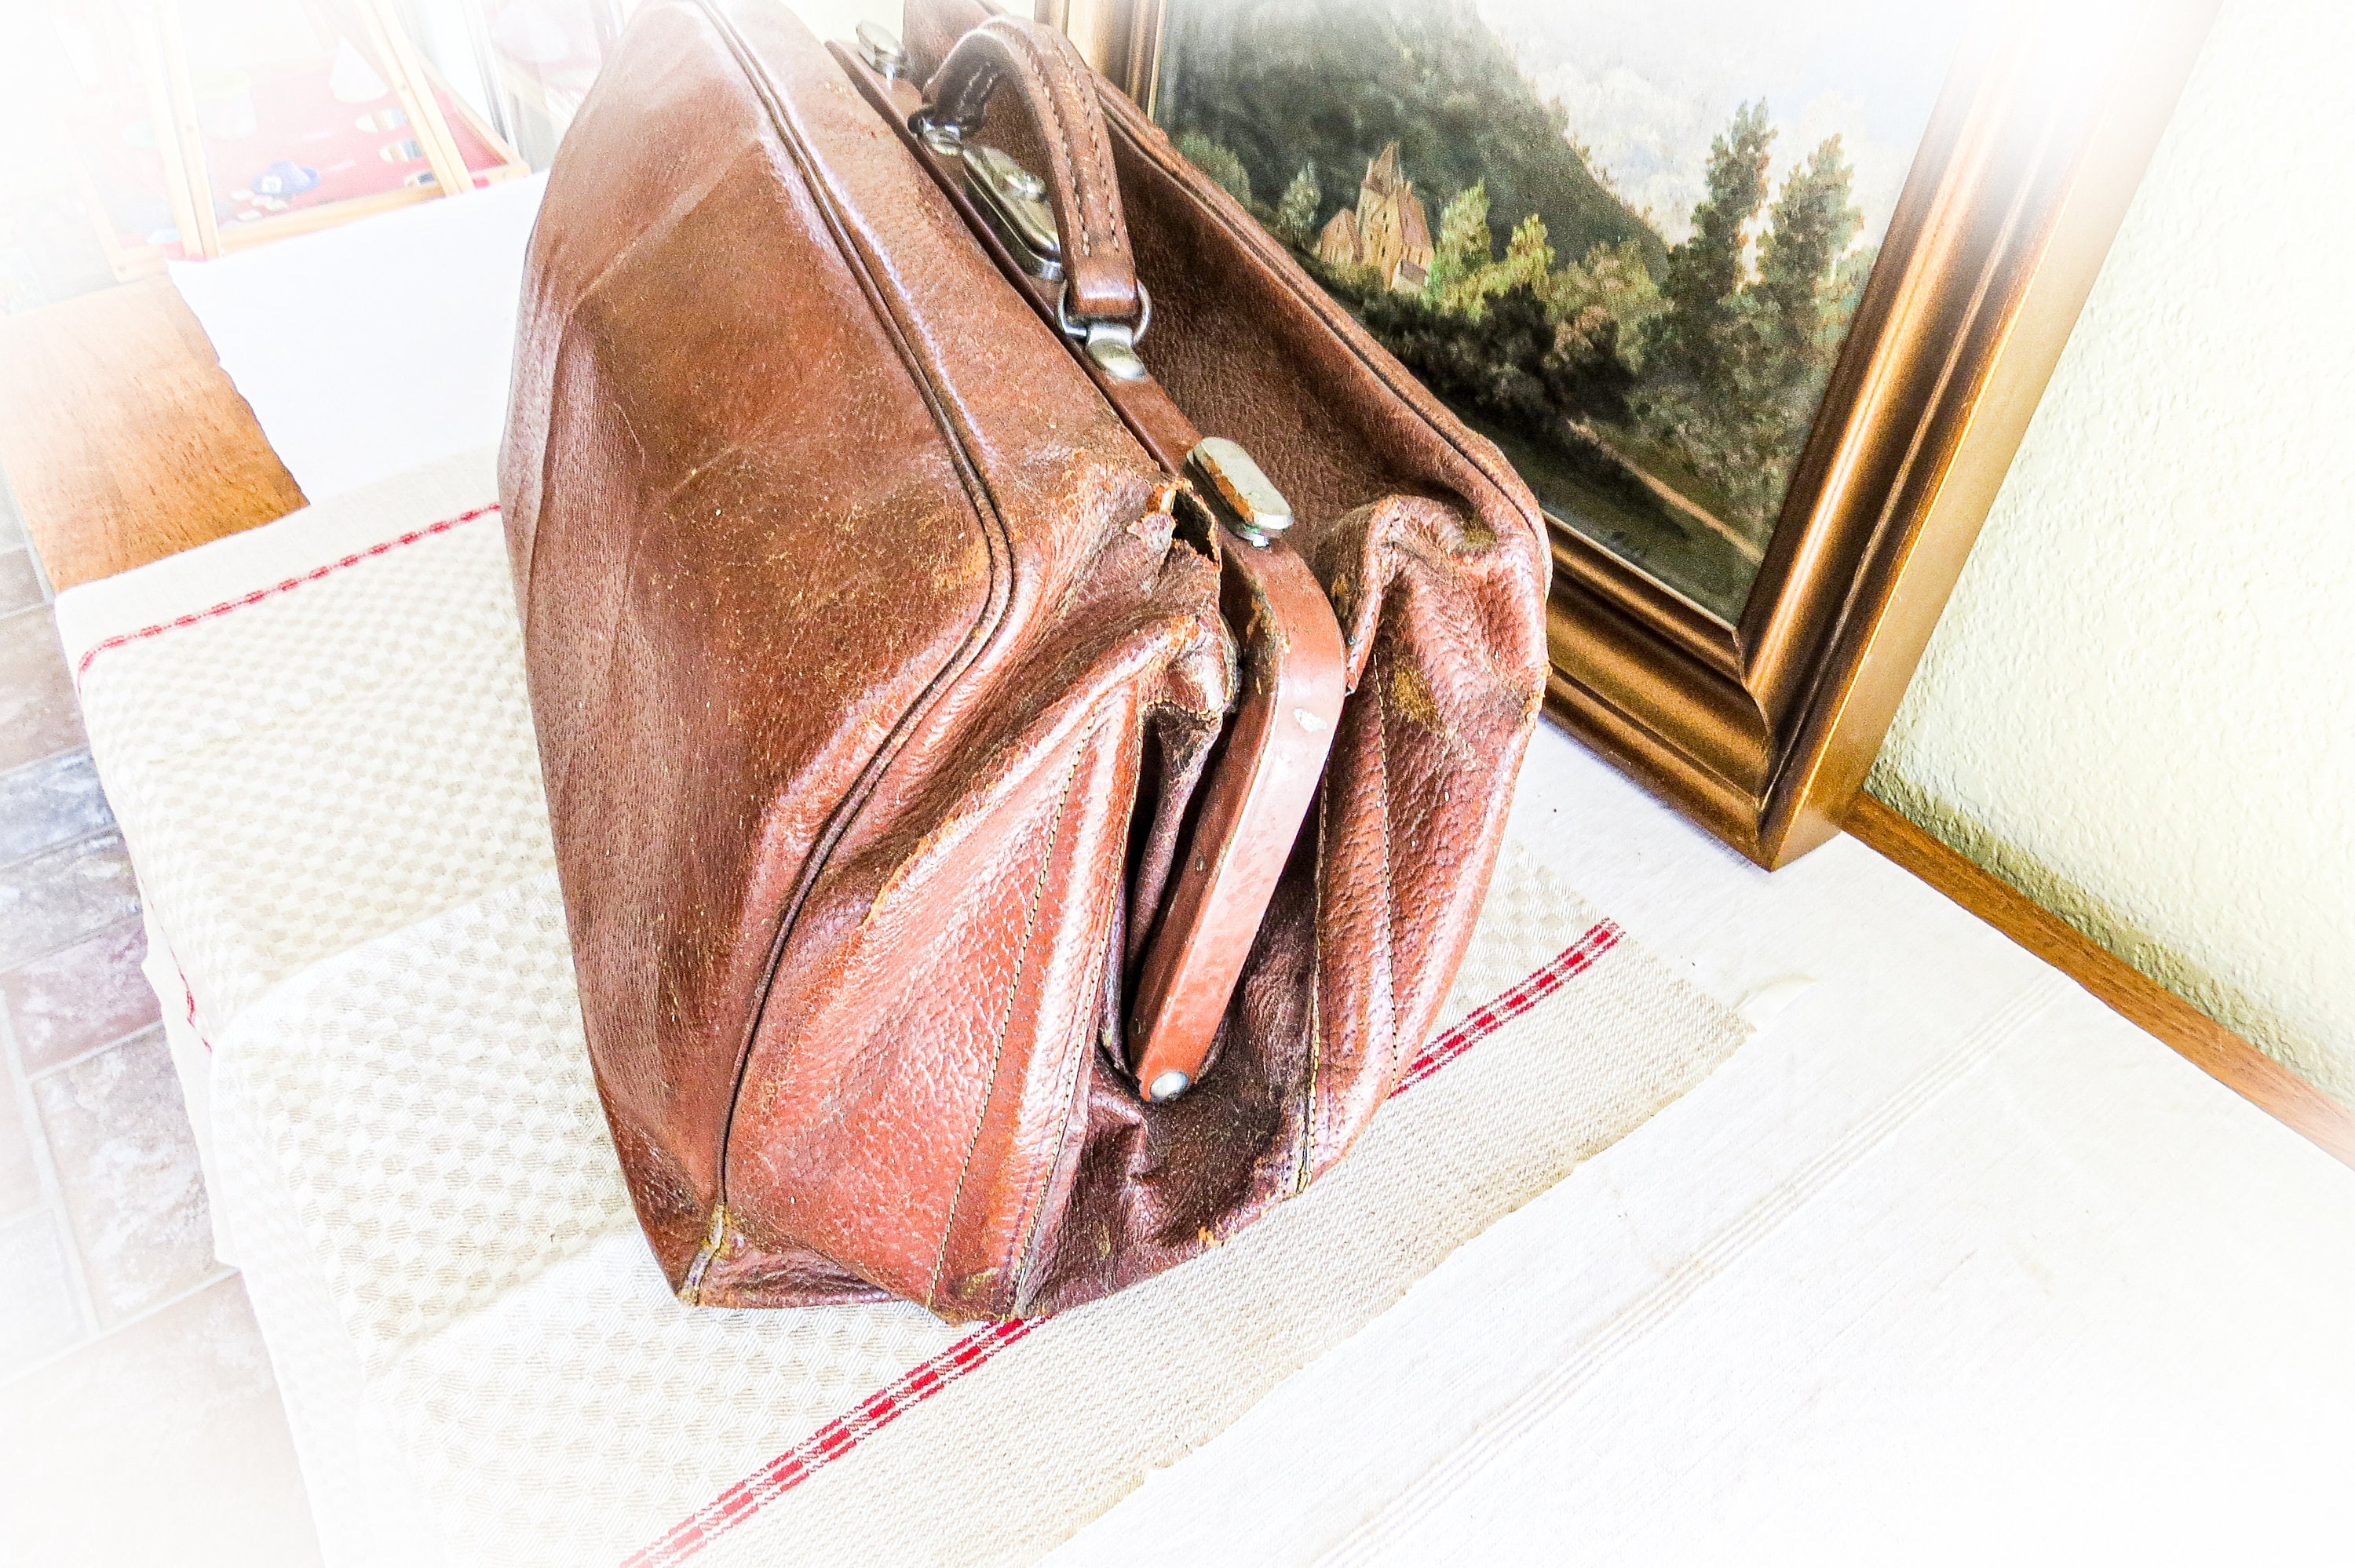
[502,0,1549,1322]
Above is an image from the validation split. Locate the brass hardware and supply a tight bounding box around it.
[1185,437,1292,545]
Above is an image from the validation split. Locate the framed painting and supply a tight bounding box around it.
[1046,0,2218,866]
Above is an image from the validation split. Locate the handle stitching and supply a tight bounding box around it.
[940,20,1134,286]
[1005,25,1113,261]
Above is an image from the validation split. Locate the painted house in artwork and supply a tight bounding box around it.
[1316,142,1433,293]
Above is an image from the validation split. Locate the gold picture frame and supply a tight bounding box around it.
[1055,0,2218,867]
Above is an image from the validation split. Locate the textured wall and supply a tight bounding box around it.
[1870,0,2355,1099]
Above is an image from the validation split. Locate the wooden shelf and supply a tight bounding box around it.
[0,278,305,591]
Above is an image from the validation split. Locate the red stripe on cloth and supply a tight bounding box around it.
[72,503,501,688]
[623,1318,1036,1568]
[1390,919,1621,1095]
[631,917,1623,1563]
[176,965,211,1055]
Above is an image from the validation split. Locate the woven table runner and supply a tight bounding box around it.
[63,455,1749,1566]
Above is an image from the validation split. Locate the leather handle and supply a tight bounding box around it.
[1126,526,1345,1101]
[921,16,1141,321]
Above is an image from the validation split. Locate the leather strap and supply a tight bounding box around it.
[1125,524,1344,1099]
[843,35,1342,1099]
[921,16,1141,322]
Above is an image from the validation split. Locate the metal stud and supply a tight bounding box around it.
[854,20,906,78]
[1185,437,1294,545]
[1148,1070,1192,1103]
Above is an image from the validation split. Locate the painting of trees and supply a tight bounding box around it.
[1158,0,1889,620]
[1647,100,1775,399]
[1638,108,1864,534]
[1273,164,1321,244]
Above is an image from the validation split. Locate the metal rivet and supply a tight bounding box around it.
[1148,1070,1191,1102]
[855,20,906,78]
[962,144,1064,281]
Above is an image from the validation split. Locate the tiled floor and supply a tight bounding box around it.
[0,480,323,1563]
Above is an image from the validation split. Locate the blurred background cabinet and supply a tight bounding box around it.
[0,0,632,309]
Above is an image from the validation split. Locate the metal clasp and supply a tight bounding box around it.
[1185,438,1294,545]
[855,20,906,79]
[1057,280,1152,381]
[962,143,1063,283]
[911,113,965,158]
[923,129,1154,383]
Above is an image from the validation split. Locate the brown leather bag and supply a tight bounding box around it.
[498,0,1550,1323]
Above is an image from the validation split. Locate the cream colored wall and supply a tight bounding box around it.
[1868,0,2355,1099]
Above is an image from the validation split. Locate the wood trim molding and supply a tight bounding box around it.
[1846,795,2355,1173]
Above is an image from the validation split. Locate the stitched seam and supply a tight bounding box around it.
[1002,936,1099,1302]
[1374,659,1401,1062]
[962,45,1099,261]
[1367,658,1397,1077]
[985,23,1120,263]
[1010,29,1095,258]
[962,60,1005,129]
[1000,715,1137,1300]
[695,0,1019,1232]
[72,504,498,690]
[1002,730,1124,1304]
[923,729,1092,1310]
[1073,49,1120,255]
